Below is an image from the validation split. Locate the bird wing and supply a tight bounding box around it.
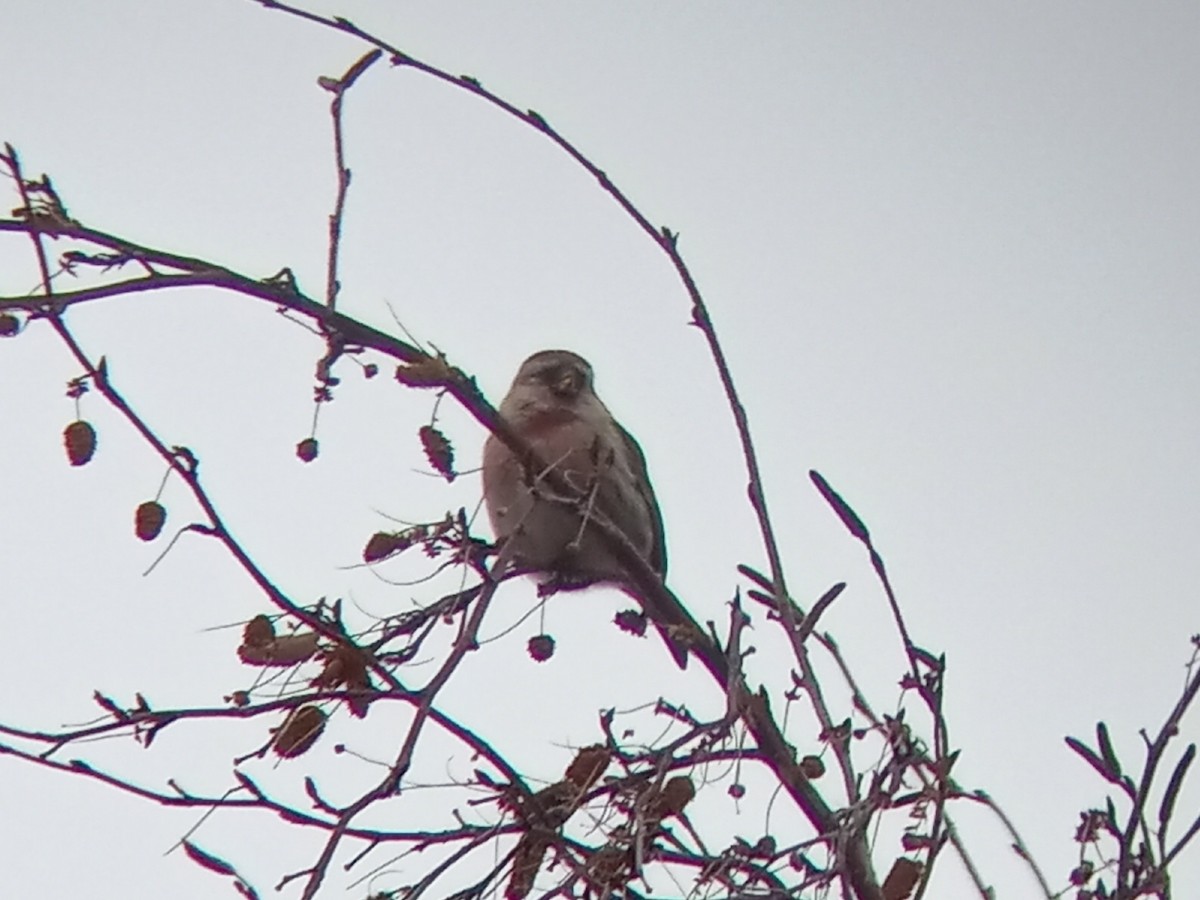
[616,422,667,579]
[616,422,689,668]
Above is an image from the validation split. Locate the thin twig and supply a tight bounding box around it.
[297,542,513,899]
[320,48,381,311]
[1116,658,1200,892]
[970,791,1053,898]
[1,144,55,295]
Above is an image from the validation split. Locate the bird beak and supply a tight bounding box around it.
[552,371,581,398]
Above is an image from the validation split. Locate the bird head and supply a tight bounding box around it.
[504,349,597,412]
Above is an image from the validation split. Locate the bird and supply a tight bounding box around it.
[481,350,688,667]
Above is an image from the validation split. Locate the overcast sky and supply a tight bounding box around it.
[1,2,1198,898]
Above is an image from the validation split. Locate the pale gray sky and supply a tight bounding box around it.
[1,2,1197,898]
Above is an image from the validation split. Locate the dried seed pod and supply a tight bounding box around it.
[242,614,275,649]
[238,631,318,666]
[394,355,453,387]
[134,500,166,541]
[273,705,326,758]
[800,755,825,779]
[565,745,611,790]
[0,313,19,336]
[362,530,413,563]
[584,846,631,893]
[295,437,318,462]
[418,424,455,482]
[270,633,320,664]
[881,857,923,900]
[507,831,551,900]
[656,775,695,817]
[1069,862,1095,886]
[613,609,647,637]
[312,643,370,691]
[527,634,555,662]
[64,420,96,466]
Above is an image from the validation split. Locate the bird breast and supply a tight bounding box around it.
[482,415,648,579]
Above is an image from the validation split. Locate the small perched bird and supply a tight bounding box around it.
[482,350,687,667]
